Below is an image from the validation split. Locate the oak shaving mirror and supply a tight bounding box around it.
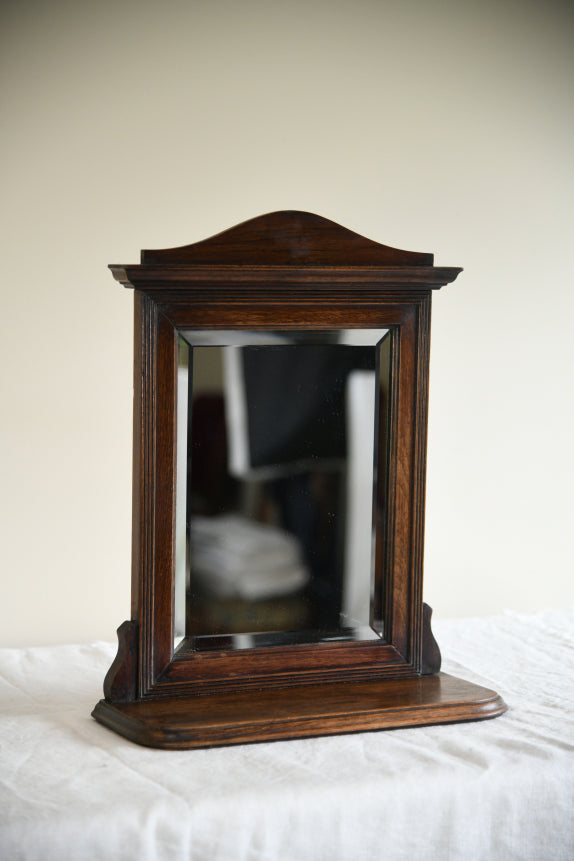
[93,211,506,748]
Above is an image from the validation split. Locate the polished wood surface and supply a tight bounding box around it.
[93,673,506,750]
[138,210,434,267]
[104,294,438,699]
[102,619,138,703]
[93,212,505,750]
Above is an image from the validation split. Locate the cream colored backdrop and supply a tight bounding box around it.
[2,0,573,646]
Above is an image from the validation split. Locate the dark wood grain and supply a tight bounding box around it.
[110,266,461,292]
[92,211,504,749]
[93,673,506,750]
[102,620,138,703]
[137,211,434,267]
[421,603,442,674]
[122,297,434,700]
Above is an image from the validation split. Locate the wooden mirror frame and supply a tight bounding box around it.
[93,212,506,748]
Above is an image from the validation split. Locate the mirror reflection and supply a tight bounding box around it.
[175,330,391,651]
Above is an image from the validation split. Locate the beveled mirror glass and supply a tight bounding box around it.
[174,329,391,651]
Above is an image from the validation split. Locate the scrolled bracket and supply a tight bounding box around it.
[421,603,442,675]
[103,620,138,703]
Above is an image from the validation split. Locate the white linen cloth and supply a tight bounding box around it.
[1,609,573,861]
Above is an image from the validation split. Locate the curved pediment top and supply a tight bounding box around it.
[140,211,434,267]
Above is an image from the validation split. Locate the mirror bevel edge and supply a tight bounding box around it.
[174,329,391,653]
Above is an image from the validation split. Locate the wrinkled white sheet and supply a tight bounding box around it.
[1,609,573,861]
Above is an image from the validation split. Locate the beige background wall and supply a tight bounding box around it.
[2,0,573,647]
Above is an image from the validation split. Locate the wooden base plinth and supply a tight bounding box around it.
[92,672,506,750]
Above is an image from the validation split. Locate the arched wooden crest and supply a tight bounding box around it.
[140,210,433,267]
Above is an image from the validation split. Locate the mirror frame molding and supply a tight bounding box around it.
[93,212,506,748]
